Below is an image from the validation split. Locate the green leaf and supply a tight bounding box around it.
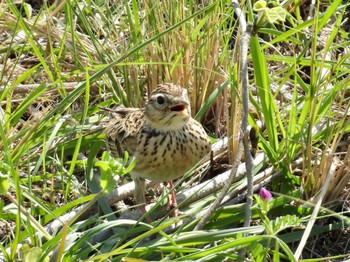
[95,161,116,194]
[20,245,50,262]
[269,215,301,235]
[195,81,229,121]
[266,6,286,23]
[253,0,267,12]
[0,174,9,195]
[250,35,279,161]
[250,242,267,261]
[122,156,137,175]
[0,162,10,195]
[22,3,33,19]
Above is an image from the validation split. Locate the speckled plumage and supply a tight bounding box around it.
[104,83,211,206]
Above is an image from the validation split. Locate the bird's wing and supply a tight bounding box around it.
[104,107,145,157]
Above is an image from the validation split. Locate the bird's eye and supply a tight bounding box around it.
[156,95,165,105]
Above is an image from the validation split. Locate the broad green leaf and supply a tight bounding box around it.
[0,162,10,195]
[0,178,9,195]
[266,7,286,23]
[253,0,267,12]
[20,246,49,262]
[98,162,116,194]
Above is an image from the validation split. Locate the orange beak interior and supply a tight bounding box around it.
[170,104,186,112]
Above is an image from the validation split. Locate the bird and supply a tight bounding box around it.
[104,83,211,218]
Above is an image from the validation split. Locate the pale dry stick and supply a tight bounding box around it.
[194,0,251,231]
[326,144,350,202]
[3,12,97,59]
[224,167,276,206]
[49,153,266,247]
[7,152,265,259]
[294,158,336,260]
[227,166,274,202]
[178,152,267,205]
[231,0,253,229]
[188,154,267,221]
[6,192,52,241]
[194,141,243,230]
[226,157,304,205]
[0,82,103,95]
[238,22,253,230]
[121,152,268,222]
[307,0,316,22]
[45,180,149,235]
[44,138,227,235]
[50,0,67,17]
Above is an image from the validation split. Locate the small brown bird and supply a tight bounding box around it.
[104,83,211,216]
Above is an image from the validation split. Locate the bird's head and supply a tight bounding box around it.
[145,83,191,131]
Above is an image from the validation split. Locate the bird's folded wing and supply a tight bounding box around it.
[104,107,145,157]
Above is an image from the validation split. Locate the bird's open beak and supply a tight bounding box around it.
[170,99,189,113]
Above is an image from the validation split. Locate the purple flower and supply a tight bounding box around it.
[259,187,272,201]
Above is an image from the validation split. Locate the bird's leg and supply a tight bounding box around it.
[168,180,179,217]
[134,177,152,223]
